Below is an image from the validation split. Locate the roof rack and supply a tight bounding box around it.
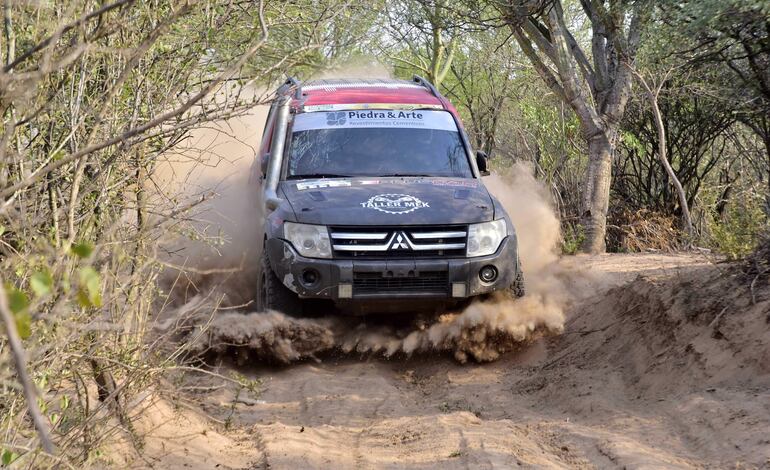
[412,75,440,98]
[277,76,302,99]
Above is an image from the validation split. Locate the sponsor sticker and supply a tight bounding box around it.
[326,111,346,126]
[292,110,457,132]
[429,179,478,188]
[296,180,352,190]
[361,194,429,214]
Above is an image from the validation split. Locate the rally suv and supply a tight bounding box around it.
[254,76,523,314]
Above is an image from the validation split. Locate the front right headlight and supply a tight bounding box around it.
[284,222,331,258]
[467,219,506,257]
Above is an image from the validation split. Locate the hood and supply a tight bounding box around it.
[279,177,494,226]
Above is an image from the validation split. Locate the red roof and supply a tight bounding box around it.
[291,79,446,110]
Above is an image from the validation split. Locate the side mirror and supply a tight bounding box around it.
[476,150,490,176]
[260,152,270,178]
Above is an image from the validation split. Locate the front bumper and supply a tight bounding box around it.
[265,236,519,302]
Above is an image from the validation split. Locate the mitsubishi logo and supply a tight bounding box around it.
[391,232,410,250]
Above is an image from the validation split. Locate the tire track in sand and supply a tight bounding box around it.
[353,397,386,469]
[251,425,270,470]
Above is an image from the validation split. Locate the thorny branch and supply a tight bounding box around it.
[0,0,270,201]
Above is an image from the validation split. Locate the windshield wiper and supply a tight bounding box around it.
[288,173,351,180]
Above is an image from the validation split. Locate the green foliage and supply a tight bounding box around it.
[562,225,585,255]
[658,0,770,144]
[5,285,32,340]
[30,271,53,298]
[76,267,102,308]
[620,130,645,156]
[70,242,94,259]
[14,313,32,341]
[1,449,18,466]
[517,91,583,164]
[708,195,767,260]
[252,1,380,81]
[5,285,28,316]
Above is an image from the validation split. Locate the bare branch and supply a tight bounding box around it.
[512,27,568,103]
[3,0,135,73]
[0,0,271,200]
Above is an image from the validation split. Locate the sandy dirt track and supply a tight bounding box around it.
[122,253,770,469]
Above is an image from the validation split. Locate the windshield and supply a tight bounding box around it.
[286,110,473,179]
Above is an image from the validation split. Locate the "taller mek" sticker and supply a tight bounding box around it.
[361,194,429,214]
[292,109,457,132]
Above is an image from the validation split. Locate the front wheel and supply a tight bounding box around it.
[256,252,303,315]
[508,269,525,298]
[508,256,525,298]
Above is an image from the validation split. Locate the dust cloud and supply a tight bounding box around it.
[310,57,393,80]
[151,90,267,308]
[156,79,577,364]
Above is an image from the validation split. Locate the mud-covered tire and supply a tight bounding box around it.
[256,252,302,315]
[508,263,525,298]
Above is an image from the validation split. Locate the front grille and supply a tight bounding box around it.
[330,225,467,258]
[353,271,449,295]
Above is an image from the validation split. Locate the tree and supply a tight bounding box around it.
[614,76,734,215]
[666,0,770,214]
[631,66,693,238]
[444,30,523,154]
[383,0,462,87]
[497,0,648,253]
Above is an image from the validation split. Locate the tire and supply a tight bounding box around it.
[508,257,526,298]
[256,251,303,315]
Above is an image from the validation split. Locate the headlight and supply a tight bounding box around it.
[284,222,331,259]
[467,219,506,257]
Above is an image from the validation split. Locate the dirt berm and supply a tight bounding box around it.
[114,253,769,469]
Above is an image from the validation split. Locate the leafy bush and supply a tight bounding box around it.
[561,224,585,255]
[708,192,767,260]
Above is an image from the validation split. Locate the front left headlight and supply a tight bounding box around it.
[467,219,507,257]
[284,222,331,259]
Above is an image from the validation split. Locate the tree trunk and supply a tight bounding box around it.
[500,0,646,254]
[716,170,732,220]
[637,72,694,238]
[763,131,770,217]
[652,103,694,239]
[580,134,613,253]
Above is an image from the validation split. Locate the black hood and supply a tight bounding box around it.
[279,177,494,226]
